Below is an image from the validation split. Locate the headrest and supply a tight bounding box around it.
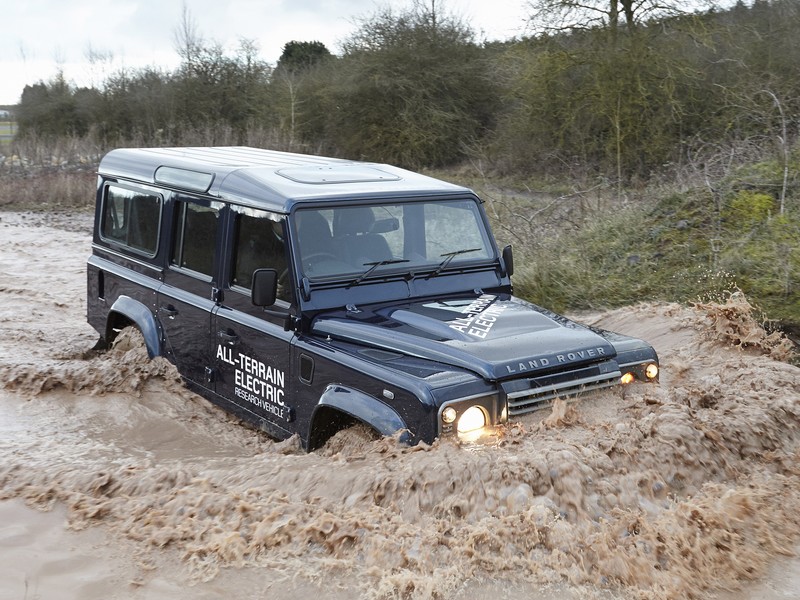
[296,211,332,239]
[333,207,375,236]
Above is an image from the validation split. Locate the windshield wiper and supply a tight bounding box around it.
[426,248,482,279]
[347,258,410,287]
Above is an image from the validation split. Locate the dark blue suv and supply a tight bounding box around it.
[87,147,659,449]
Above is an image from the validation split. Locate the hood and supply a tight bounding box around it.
[311,293,616,381]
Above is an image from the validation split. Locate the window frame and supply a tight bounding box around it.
[291,197,496,283]
[228,205,292,304]
[169,197,224,281]
[98,182,163,258]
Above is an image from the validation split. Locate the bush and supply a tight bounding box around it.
[723,190,776,229]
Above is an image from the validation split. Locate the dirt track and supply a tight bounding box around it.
[1,210,799,600]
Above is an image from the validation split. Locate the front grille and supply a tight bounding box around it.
[504,369,621,416]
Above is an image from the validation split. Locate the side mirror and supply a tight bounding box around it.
[252,268,278,307]
[502,244,514,277]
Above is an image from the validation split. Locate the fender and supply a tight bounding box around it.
[108,295,163,358]
[314,384,411,443]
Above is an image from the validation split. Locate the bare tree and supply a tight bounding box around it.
[173,2,203,65]
[524,0,714,34]
[85,44,115,90]
[758,89,789,215]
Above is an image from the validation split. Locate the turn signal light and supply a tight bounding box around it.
[442,406,457,424]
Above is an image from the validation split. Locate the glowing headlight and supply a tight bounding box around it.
[620,372,635,385]
[645,363,659,380]
[457,406,486,433]
[442,406,457,424]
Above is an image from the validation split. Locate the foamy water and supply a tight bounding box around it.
[1,211,799,600]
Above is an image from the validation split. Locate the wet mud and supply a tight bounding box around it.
[1,211,799,599]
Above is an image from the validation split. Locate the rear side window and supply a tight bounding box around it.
[100,185,162,255]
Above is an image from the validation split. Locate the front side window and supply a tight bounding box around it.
[100,184,161,255]
[170,200,221,277]
[293,199,494,280]
[230,207,291,302]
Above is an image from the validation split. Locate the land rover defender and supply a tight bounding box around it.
[87,147,659,449]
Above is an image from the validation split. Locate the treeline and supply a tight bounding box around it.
[12,0,800,183]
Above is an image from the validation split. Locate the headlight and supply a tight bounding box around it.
[618,361,659,384]
[438,395,498,437]
[645,363,659,380]
[457,406,487,433]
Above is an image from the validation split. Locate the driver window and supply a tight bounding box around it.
[231,208,290,302]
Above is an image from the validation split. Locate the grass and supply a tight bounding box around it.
[493,182,800,329]
[0,169,96,212]
[0,120,17,147]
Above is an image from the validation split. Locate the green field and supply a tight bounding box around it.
[0,120,17,144]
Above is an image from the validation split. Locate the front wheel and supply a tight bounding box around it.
[315,422,381,457]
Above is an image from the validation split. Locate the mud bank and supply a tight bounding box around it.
[1,211,799,600]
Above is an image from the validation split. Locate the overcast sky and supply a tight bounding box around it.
[0,0,529,105]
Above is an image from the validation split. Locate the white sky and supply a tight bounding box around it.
[0,0,530,105]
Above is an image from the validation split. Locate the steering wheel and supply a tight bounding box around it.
[303,252,339,268]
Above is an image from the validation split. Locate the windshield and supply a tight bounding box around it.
[293,199,494,280]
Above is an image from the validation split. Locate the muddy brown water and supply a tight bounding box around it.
[1,211,799,600]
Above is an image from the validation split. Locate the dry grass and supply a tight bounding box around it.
[0,168,96,212]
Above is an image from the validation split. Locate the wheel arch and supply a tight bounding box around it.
[307,384,410,450]
[106,295,163,358]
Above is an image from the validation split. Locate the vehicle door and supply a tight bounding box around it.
[213,206,296,438]
[157,196,224,387]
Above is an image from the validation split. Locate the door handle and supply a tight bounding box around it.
[160,305,178,318]
[219,330,239,345]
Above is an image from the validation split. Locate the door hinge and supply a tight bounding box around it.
[212,287,223,303]
[205,367,215,384]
